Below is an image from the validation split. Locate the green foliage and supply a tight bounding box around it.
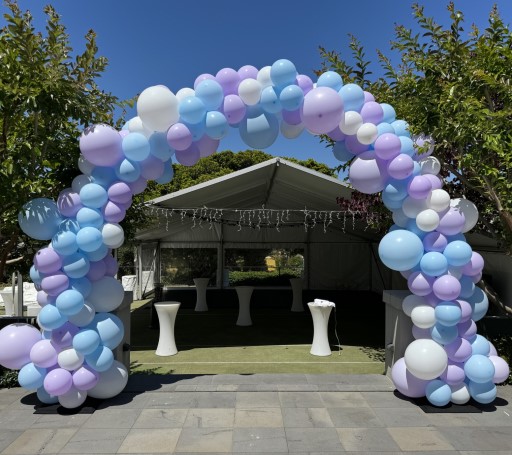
[228,269,301,287]
[0,1,133,279]
[0,366,18,389]
[319,2,512,252]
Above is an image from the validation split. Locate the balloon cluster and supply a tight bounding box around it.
[0,58,507,408]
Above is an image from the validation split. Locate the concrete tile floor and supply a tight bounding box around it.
[0,374,511,454]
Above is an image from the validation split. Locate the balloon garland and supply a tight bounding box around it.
[0,59,508,408]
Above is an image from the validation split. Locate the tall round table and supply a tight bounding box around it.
[235,286,254,326]
[193,278,210,312]
[307,302,333,356]
[289,278,304,312]
[154,301,180,356]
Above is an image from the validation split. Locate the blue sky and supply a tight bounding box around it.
[3,0,511,169]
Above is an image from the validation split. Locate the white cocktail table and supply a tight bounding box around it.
[307,302,333,356]
[193,278,210,312]
[154,301,180,356]
[235,286,254,326]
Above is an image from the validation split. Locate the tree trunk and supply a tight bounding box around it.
[499,209,512,255]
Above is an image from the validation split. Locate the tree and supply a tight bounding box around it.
[0,1,131,280]
[318,2,512,253]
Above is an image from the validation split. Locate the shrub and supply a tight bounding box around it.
[0,366,18,389]
[229,269,301,287]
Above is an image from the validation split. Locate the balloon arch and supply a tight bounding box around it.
[0,59,508,409]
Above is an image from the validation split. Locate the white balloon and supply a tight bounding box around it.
[72,174,93,194]
[450,198,479,233]
[427,189,450,212]
[137,85,179,132]
[78,156,94,176]
[339,111,363,135]
[256,66,272,88]
[176,87,195,102]
[402,294,427,317]
[392,208,409,227]
[402,196,428,218]
[450,383,470,405]
[280,121,304,139]
[356,123,378,145]
[68,302,95,327]
[58,386,87,409]
[416,209,440,232]
[420,156,441,175]
[58,348,84,371]
[88,360,128,399]
[404,339,448,380]
[238,78,262,106]
[102,223,124,249]
[413,134,435,155]
[411,305,436,329]
[128,116,152,138]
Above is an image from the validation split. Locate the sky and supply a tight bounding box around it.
[2,0,512,169]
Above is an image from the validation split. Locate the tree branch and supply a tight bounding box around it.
[442,161,490,199]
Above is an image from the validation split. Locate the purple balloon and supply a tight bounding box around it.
[437,208,466,236]
[194,73,215,89]
[412,325,431,339]
[296,74,314,95]
[374,133,401,160]
[462,252,484,276]
[422,174,443,190]
[349,151,388,194]
[363,91,375,103]
[175,142,200,166]
[166,123,193,151]
[388,154,414,180]
[391,357,429,398]
[103,254,119,277]
[489,356,510,384]
[282,108,302,126]
[73,365,99,391]
[128,176,147,195]
[407,271,434,296]
[107,182,132,204]
[79,125,123,167]
[407,176,432,199]
[87,260,107,282]
[37,290,53,307]
[326,126,346,142]
[445,337,472,363]
[440,360,466,385]
[57,189,83,217]
[423,232,448,252]
[44,368,73,396]
[41,273,69,296]
[216,67,240,95]
[360,101,384,124]
[222,95,246,125]
[139,155,165,180]
[301,87,343,134]
[0,324,42,370]
[30,339,58,368]
[456,299,473,323]
[433,274,461,300]
[51,322,79,350]
[196,135,220,158]
[102,201,126,224]
[34,248,62,274]
[238,65,258,81]
[345,134,370,155]
[458,319,477,340]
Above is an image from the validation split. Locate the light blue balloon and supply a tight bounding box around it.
[260,86,282,114]
[430,323,458,345]
[56,289,84,316]
[426,379,451,406]
[73,329,101,355]
[399,136,415,156]
[115,158,140,183]
[79,183,108,209]
[270,59,297,88]
[18,363,46,390]
[279,85,304,111]
[412,161,421,176]
[155,160,174,184]
[195,79,224,110]
[184,121,205,141]
[459,275,475,299]
[381,103,396,123]
[93,312,124,349]
[382,192,403,210]
[52,230,78,256]
[339,83,365,112]
[392,119,410,137]
[37,386,59,404]
[468,380,497,404]
[447,233,466,243]
[91,166,118,188]
[464,354,495,383]
[62,251,90,279]
[467,287,489,322]
[179,96,207,124]
[383,180,409,202]
[434,301,462,327]
[76,207,103,229]
[205,111,228,139]
[85,345,114,372]
[84,243,108,262]
[471,334,491,356]
[18,198,62,241]
[59,218,80,234]
[38,304,68,330]
[70,277,92,299]
[149,132,174,161]
[122,132,150,162]
[317,71,343,91]
[30,265,45,285]
[239,107,279,149]
[76,227,103,253]
[420,252,448,277]
[378,229,424,271]
[443,241,472,267]
[406,219,427,239]
[377,122,395,136]
[332,141,354,162]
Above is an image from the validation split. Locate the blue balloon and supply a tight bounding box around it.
[92,313,124,349]
[381,104,396,123]
[30,265,45,286]
[377,122,395,136]
[62,251,90,279]
[239,107,279,149]
[471,334,491,356]
[59,218,81,234]
[405,219,427,239]
[435,301,462,327]
[270,59,297,88]
[38,304,68,330]
[399,137,415,156]
[205,111,228,139]
[464,354,495,383]
[382,192,404,210]
[378,229,424,271]
[52,230,78,256]
[85,345,114,372]
[392,119,410,137]
[260,86,282,114]
[115,159,140,183]
[383,179,409,202]
[18,198,62,241]
[56,289,84,316]
[37,386,59,404]
[279,84,304,111]
[18,363,46,390]
[155,160,174,184]
[430,323,458,345]
[443,241,472,267]
[332,141,354,162]
[468,380,497,404]
[467,287,489,322]
[149,132,174,161]
[84,243,109,262]
[425,379,451,406]
[339,83,365,112]
[420,252,448,277]
[76,207,104,229]
[70,277,92,298]
[459,275,475,299]
[91,166,118,188]
[122,132,150,162]
[76,227,103,253]
[184,121,205,141]
[73,329,101,355]
[179,96,207,124]
[316,71,343,92]
[79,183,108,209]
[195,79,224,111]
[412,161,421,176]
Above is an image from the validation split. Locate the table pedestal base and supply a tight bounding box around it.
[155,302,180,356]
[308,303,332,356]
[235,286,254,326]
[289,278,304,312]
[193,278,209,312]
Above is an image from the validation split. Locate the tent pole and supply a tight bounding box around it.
[219,222,224,289]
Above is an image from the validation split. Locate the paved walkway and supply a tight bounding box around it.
[0,374,511,454]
